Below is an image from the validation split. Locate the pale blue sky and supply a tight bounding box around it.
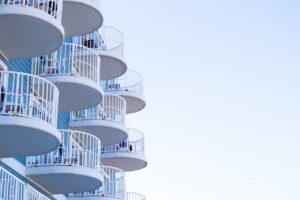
[102,1,300,200]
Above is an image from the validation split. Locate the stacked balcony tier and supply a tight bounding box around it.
[0,166,52,200]
[73,26,127,80]
[101,128,147,172]
[62,0,103,36]
[69,93,128,145]
[68,166,125,200]
[0,71,60,158]
[126,192,146,200]
[0,0,64,60]
[32,43,103,112]
[26,129,104,194]
[103,70,145,114]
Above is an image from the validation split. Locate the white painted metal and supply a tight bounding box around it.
[62,0,103,36]
[68,166,125,200]
[70,93,128,145]
[32,43,103,111]
[73,26,127,80]
[126,192,145,200]
[103,69,145,114]
[0,166,51,200]
[0,71,60,158]
[101,128,147,172]
[26,129,104,194]
[0,59,7,71]
[0,0,64,60]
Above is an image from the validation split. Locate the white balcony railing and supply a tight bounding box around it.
[0,60,6,71]
[68,166,125,199]
[0,166,50,200]
[32,43,101,83]
[102,129,144,155]
[71,93,126,125]
[0,0,63,21]
[73,26,124,58]
[103,70,143,96]
[0,71,59,127]
[126,192,145,200]
[26,130,101,171]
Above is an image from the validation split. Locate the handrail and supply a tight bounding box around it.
[0,0,63,21]
[0,71,59,127]
[32,43,101,83]
[0,59,7,71]
[102,128,144,155]
[72,25,124,58]
[0,166,50,200]
[103,69,143,96]
[126,192,145,200]
[71,92,126,125]
[68,166,125,199]
[26,129,102,172]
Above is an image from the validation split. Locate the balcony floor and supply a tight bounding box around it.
[62,0,103,36]
[112,91,146,114]
[44,75,103,111]
[96,52,127,80]
[101,152,147,172]
[26,166,103,194]
[0,6,64,60]
[0,116,60,158]
[69,120,128,145]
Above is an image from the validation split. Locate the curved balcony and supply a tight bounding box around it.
[101,128,147,172]
[126,192,145,200]
[68,166,125,200]
[73,26,127,80]
[69,93,128,145]
[62,0,103,36]
[0,0,64,60]
[103,70,145,114]
[32,43,103,112]
[0,71,60,158]
[0,166,52,200]
[26,129,103,194]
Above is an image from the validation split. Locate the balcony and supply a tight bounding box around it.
[62,0,103,36]
[101,128,147,172]
[73,26,127,80]
[126,192,145,200]
[26,129,103,194]
[103,70,146,114]
[70,93,128,145]
[68,166,125,200]
[0,166,53,200]
[0,71,60,158]
[32,43,103,112]
[0,0,64,60]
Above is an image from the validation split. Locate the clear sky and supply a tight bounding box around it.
[102,1,300,200]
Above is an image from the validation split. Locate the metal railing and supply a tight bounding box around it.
[0,166,50,200]
[68,166,125,199]
[73,26,124,58]
[71,93,126,125]
[0,60,7,71]
[102,70,143,96]
[102,128,144,155]
[0,0,63,21]
[26,129,102,171]
[32,43,101,83]
[0,71,59,127]
[126,192,145,200]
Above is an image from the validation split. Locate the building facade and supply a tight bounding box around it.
[0,1,147,200]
